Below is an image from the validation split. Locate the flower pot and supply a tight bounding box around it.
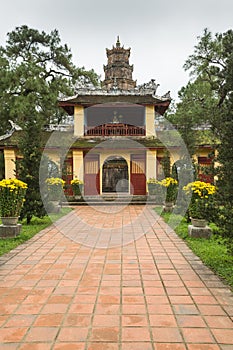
[163,201,174,212]
[1,217,19,226]
[191,218,207,227]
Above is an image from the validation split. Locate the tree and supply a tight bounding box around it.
[0,25,99,223]
[183,28,233,251]
[0,25,98,127]
[167,77,217,157]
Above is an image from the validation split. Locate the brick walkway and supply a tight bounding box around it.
[0,205,232,350]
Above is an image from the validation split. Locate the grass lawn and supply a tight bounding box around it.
[0,207,72,257]
[155,207,233,290]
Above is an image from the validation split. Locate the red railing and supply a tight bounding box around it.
[85,123,146,137]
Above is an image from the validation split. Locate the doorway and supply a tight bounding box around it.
[102,156,129,193]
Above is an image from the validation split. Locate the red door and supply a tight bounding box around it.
[130,154,146,195]
[84,153,100,195]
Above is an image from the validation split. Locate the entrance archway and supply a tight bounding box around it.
[102,156,129,193]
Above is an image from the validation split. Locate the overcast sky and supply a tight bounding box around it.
[0,0,232,100]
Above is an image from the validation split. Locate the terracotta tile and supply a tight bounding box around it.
[192,295,218,305]
[14,304,42,315]
[165,287,189,295]
[63,314,91,327]
[182,328,214,343]
[18,344,52,350]
[4,315,36,327]
[90,327,119,342]
[147,304,173,314]
[122,296,144,304]
[198,304,227,315]
[87,343,118,350]
[95,304,119,315]
[47,295,72,304]
[73,294,96,303]
[0,327,28,342]
[24,326,59,342]
[177,315,206,328]
[122,304,146,315]
[53,343,85,350]
[41,303,68,314]
[122,327,151,341]
[173,304,199,315]
[204,315,233,328]
[58,327,89,342]
[149,314,177,327]
[152,327,183,342]
[155,345,186,350]
[0,304,18,314]
[144,287,166,295]
[68,303,94,314]
[122,315,148,326]
[0,315,9,326]
[34,313,64,326]
[169,295,193,304]
[98,295,120,304]
[122,287,143,295]
[211,328,233,344]
[146,296,169,304]
[187,345,221,350]
[121,343,153,350]
[92,315,119,327]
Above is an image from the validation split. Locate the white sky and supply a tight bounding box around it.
[0,0,232,101]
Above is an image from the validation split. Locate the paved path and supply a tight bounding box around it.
[0,205,232,350]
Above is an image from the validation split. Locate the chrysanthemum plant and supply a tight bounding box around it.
[0,179,27,217]
[183,181,216,220]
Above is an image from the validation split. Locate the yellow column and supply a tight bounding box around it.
[146,150,157,192]
[73,150,83,181]
[145,105,156,137]
[74,106,84,137]
[4,149,16,179]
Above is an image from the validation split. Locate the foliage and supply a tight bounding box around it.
[0,25,99,132]
[16,116,47,224]
[0,179,27,217]
[183,28,233,249]
[71,178,83,195]
[0,25,98,222]
[160,151,171,178]
[183,181,216,220]
[46,177,65,201]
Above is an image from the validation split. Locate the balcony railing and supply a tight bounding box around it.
[85,123,146,137]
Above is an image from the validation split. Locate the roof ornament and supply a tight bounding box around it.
[116,36,121,48]
[0,120,22,141]
[161,91,171,99]
[138,79,160,94]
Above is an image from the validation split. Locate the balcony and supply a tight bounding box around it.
[85,123,146,137]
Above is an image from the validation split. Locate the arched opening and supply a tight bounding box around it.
[102,156,129,193]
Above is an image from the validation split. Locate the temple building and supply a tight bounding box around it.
[0,38,213,198]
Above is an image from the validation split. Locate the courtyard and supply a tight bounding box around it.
[0,205,232,349]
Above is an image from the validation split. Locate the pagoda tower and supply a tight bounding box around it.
[102,36,137,91]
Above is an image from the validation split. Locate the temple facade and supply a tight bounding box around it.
[0,38,213,198]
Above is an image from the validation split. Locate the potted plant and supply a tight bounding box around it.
[159,177,178,211]
[183,180,216,227]
[0,178,27,225]
[46,177,65,212]
[71,178,83,198]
